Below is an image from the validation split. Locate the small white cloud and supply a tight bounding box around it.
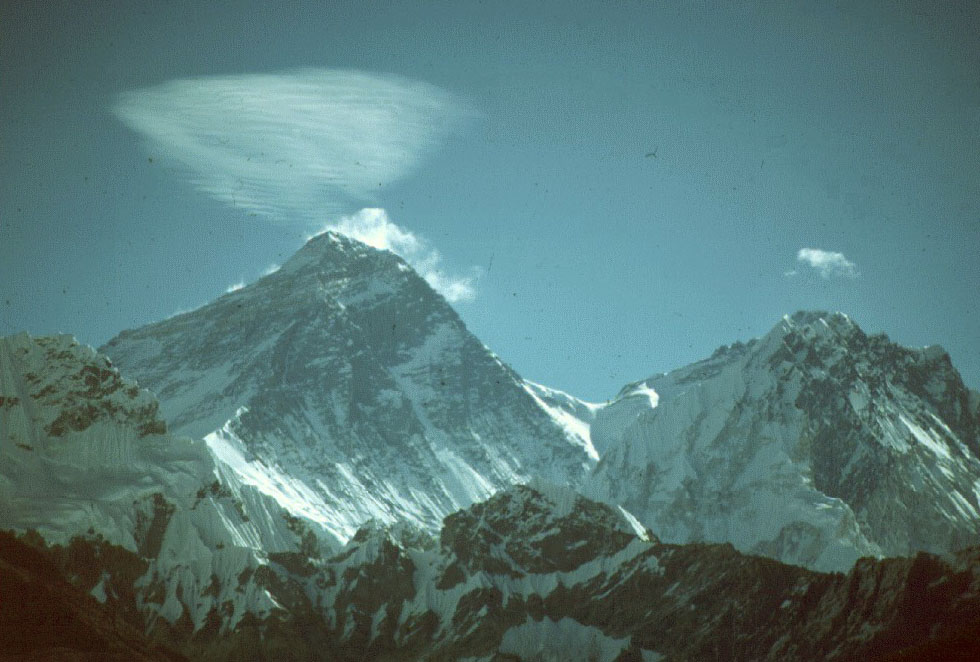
[319,208,476,303]
[796,248,859,279]
[225,280,246,293]
[783,269,798,278]
[113,68,473,226]
[261,263,281,276]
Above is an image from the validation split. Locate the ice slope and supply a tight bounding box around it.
[0,333,331,631]
[588,311,980,571]
[101,231,596,544]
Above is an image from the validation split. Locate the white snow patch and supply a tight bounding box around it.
[875,415,912,453]
[949,490,979,521]
[626,383,660,409]
[618,505,651,542]
[434,447,497,504]
[848,385,869,413]
[90,573,109,603]
[205,416,335,529]
[900,414,951,460]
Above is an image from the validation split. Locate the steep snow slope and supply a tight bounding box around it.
[522,380,602,460]
[101,232,595,542]
[0,333,330,633]
[588,311,980,571]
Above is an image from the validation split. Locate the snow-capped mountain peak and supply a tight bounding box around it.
[588,311,980,571]
[102,233,596,549]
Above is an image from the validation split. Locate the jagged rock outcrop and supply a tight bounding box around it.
[12,483,979,661]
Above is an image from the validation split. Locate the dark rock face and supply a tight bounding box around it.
[0,530,183,661]
[441,484,641,577]
[8,487,980,661]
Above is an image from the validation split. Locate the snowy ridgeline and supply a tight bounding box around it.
[2,314,980,659]
[100,230,980,575]
[589,311,980,571]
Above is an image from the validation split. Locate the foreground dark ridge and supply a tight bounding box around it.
[3,484,980,662]
[0,530,184,661]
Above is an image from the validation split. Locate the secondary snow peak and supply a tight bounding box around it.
[589,311,980,571]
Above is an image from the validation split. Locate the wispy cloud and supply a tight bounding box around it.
[113,68,473,225]
[319,208,477,302]
[795,248,859,279]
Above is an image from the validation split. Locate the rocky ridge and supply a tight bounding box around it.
[6,480,980,661]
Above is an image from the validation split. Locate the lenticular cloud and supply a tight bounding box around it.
[113,68,471,224]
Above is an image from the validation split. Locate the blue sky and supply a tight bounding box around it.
[2,0,978,401]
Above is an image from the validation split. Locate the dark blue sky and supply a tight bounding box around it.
[2,1,978,400]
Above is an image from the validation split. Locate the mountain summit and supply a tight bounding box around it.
[102,232,596,547]
[588,311,980,571]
